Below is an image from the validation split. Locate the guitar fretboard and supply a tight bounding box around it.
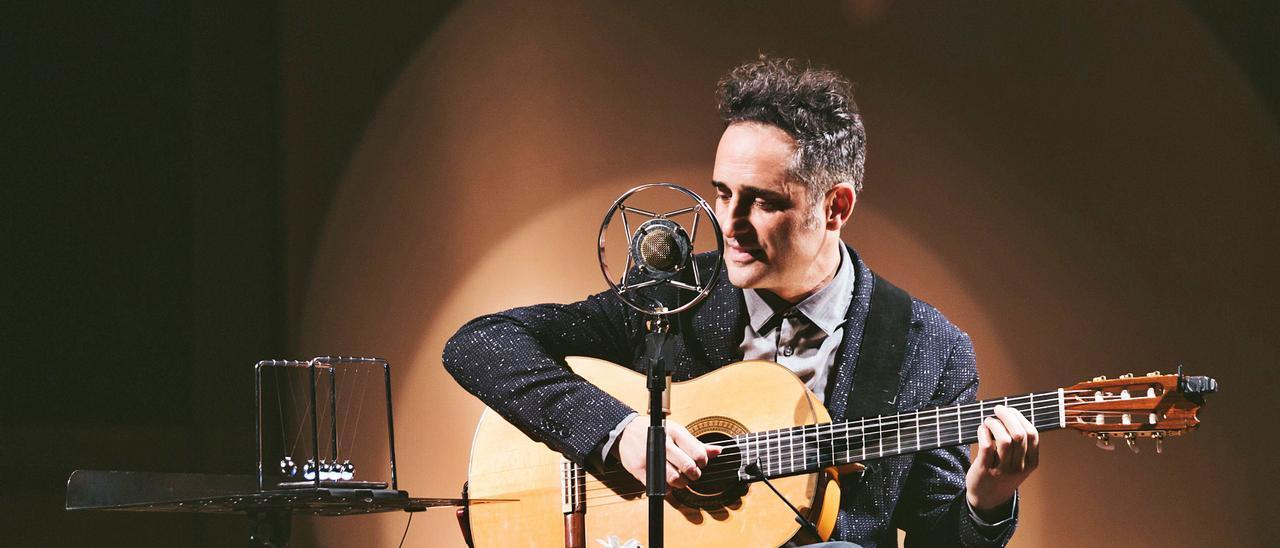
[733,390,1066,479]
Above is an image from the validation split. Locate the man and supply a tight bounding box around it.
[444,55,1037,547]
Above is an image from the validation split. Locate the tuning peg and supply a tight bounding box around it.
[1153,431,1164,454]
[1119,373,1134,379]
[1092,375,1108,382]
[1095,433,1115,451]
[1124,433,1139,453]
[1146,370,1162,376]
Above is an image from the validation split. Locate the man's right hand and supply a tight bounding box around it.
[614,416,722,489]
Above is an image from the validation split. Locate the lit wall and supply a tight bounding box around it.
[291,2,1279,545]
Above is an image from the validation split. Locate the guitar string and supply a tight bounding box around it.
[470,407,1148,496]
[738,389,1149,442]
[578,420,1060,505]
[575,406,1075,498]
[573,408,1144,495]
[573,408,1145,504]
[464,398,1063,483]
[468,397,1094,487]
[492,388,1134,483]
[467,391,1156,486]
[485,407,1151,508]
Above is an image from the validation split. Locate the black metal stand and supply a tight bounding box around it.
[640,316,673,548]
[247,510,291,548]
[65,470,498,548]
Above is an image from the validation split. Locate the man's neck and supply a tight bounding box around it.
[765,238,843,304]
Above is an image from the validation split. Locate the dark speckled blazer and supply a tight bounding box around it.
[444,245,1015,547]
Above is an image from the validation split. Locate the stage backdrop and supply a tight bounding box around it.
[288,1,1278,546]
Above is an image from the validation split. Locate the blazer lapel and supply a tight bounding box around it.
[824,244,877,422]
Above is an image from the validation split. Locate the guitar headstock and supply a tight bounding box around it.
[1064,370,1217,453]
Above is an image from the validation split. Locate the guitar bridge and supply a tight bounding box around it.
[561,457,587,548]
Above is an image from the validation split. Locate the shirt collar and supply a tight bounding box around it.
[743,244,855,335]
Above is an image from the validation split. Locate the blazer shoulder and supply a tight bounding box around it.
[906,293,966,347]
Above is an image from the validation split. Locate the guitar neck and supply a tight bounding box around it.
[734,390,1067,480]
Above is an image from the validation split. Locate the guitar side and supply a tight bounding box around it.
[466,357,841,547]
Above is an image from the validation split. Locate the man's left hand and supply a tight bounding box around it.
[965,405,1039,519]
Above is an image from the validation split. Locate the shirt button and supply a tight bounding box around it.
[781,346,795,357]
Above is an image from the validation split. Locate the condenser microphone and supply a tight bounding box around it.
[597,183,723,317]
[631,219,691,277]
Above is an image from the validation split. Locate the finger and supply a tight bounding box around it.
[974,420,996,469]
[985,417,1012,472]
[666,462,688,489]
[706,442,723,460]
[1022,412,1040,470]
[668,423,709,468]
[994,407,1027,472]
[666,437,701,481]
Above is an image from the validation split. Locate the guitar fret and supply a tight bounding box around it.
[772,428,779,475]
[766,429,773,476]
[956,403,963,446]
[934,408,942,450]
[877,415,884,458]
[914,410,922,452]
[824,423,832,469]
[783,427,793,471]
[860,420,867,461]
[765,430,773,476]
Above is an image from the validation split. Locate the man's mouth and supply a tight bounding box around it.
[726,243,762,262]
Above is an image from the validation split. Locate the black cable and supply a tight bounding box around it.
[398,512,414,548]
[744,460,823,541]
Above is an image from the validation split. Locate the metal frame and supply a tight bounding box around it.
[254,357,398,492]
[597,182,723,316]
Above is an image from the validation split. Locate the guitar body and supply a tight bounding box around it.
[467,357,846,547]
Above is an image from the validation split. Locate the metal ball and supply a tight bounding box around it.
[302,459,317,481]
[279,456,298,477]
[340,460,354,481]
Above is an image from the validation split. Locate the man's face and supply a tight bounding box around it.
[712,122,827,293]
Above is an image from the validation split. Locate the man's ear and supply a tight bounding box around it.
[825,183,856,231]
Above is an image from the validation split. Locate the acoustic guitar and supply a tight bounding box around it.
[465,357,1215,547]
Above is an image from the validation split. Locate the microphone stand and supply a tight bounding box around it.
[639,312,673,548]
[596,183,725,547]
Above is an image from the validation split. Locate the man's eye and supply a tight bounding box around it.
[754,199,777,211]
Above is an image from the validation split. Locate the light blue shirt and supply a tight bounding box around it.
[739,243,854,403]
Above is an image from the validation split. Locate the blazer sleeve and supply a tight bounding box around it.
[892,331,1018,547]
[442,288,646,464]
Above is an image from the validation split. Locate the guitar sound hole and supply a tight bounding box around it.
[677,432,748,508]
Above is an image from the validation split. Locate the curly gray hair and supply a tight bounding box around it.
[716,55,867,213]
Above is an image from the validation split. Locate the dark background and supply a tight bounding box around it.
[2,1,1275,546]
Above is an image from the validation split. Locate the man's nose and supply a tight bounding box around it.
[719,200,751,240]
